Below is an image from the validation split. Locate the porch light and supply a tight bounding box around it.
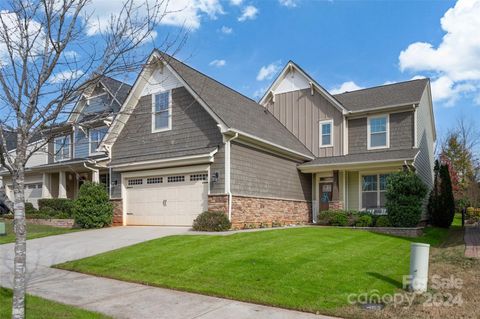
[211,172,219,183]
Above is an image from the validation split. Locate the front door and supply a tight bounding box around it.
[319,183,333,211]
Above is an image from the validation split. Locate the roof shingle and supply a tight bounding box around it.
[333,79,428,112]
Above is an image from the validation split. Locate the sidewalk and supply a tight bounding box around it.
[464,224,480,258]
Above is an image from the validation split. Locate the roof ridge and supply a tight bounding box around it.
[157,50,258,104]
[333,78,429,96]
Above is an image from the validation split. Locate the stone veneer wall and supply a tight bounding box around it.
[328,201,344,210]
[208,195,311,229]
[110,199,123,226]
[26,218,75,228]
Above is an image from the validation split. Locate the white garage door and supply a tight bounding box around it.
[125,172,208,226]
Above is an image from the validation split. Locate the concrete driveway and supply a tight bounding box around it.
[0,226,333,319]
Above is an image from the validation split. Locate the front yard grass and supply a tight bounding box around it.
[0,220,79,244]
[56,227,448,315]
[0,287,110,318]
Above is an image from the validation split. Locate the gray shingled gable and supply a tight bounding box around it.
[159,52,313,157]
[299,148,419,167]
[333,79,428,112]
[100,76,132,107]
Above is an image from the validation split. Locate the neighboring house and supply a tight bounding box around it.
[0,76,131,208]
[101,50,435,228]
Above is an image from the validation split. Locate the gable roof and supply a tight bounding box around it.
[104,50,313,159]
[158,52,313,158]
[259,61,347,114]
[67,75,132,123]
[333,78,429,112]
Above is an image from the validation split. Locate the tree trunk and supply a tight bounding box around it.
[11,165,26,319]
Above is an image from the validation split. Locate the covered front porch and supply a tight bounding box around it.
[298,149,419,223]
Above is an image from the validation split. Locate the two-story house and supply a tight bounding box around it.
[100,50,435,228]
[0,76,131,207]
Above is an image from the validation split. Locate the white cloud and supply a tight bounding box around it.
[279,0,299,8]
[220,26,233,34]
[85,0,224,35]
[209,59,226,67]
[230,0,243,6]
[238,5,258,22]
[256,61,281,81]
[329,81,363,94]
[253,86,268,99]
[49,70,84,83]
[399,0,480,105]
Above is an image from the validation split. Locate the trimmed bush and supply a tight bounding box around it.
[25,202,37,215]
[355,215,373,227]
[386,171,427,227]
[375,216,391,227]
[38,198,75,217]
[330,212,348,226]
[192,211,231,231]
[73,182,113,228]
[466,207,480,223]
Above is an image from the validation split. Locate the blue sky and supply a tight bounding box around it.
[160,0,478,143]
[1,0,478,143]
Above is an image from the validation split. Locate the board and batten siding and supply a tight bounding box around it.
[346,171,359,210]
[348,111,415,154]
[230,142,311,201]
[414,88,435,188]
[265,88,343,157]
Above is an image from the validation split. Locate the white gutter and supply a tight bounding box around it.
[224,132,239,221]
[83,161,100,183]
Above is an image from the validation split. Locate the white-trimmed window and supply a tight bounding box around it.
[89,126,108,154]
[152,91,172,132]
[361,174,390,209]
[368,115,389,149]
[319,120,333,147]
[54,135,71,162]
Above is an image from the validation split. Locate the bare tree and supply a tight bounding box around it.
[0,0,185,317]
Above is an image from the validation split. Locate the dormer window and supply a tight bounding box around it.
[319,120,333,147]
[368,115,389,150]
[54,135,71,162]
[152,91,172,132]
[89,126,108,155]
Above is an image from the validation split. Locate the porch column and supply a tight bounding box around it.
[92,169,100,183]
[332,170,339,201]
[58,171,67,198]
[41,173,52,198]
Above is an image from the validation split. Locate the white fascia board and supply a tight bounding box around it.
[298,158,414,173]
[110,150,217,172]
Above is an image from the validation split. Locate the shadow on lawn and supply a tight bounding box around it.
[366,272,403,288]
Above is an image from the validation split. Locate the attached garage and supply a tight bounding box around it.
[124,170,209,226]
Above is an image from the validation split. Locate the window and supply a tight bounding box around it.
[361,174,390,209]
[127,178,143,186]
[152,91,171,132]
[368,115,389,149]
[190,173,208,181]
[319,120,333,147]
[167,175,185,183]
[89,126,108,154]
[54,136,71,162]
[147,177,163,184]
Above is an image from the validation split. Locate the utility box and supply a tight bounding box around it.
[409,242,430,292]
[0,222,5,236]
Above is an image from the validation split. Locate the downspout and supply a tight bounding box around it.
[83,161,100,183]
[225,132,239,221]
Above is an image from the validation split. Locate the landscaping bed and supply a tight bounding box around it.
[56,227,448,315]
[0,287,109,318]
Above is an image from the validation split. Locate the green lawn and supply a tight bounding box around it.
[56,227,448,313]
[0,287,109,318]
[0,220,79,244]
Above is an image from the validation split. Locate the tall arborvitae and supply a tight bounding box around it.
[429,160,456,228]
